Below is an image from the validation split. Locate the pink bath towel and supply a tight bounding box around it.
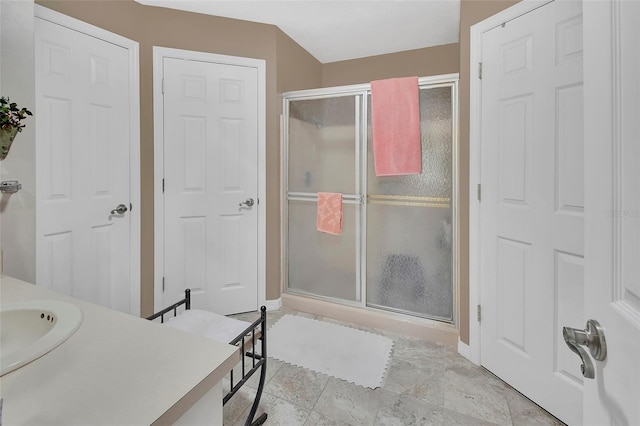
[371,76,421,176]
[317,192,343,235]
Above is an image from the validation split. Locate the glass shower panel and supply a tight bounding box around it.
[288,96,357,195]
[366,203,453,320]
[286,94,361,303]
[366,86,454,321]
[288,200,359,301]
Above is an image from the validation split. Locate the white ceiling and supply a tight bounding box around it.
[134,0,461,63]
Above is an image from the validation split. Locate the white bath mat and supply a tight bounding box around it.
[267,315,394,389]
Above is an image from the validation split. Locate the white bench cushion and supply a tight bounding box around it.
[165,309,251,344]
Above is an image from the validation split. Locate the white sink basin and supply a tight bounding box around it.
[0,299,83,376]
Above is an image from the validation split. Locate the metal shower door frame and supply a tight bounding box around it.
[281,73,459,326]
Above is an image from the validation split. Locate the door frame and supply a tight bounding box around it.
[34,5,141,316]
[152,46,267,312]
[465,0,554,363]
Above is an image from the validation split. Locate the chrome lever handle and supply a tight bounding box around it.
[239,198,255,207]
[111,204,128,215]
[563,327,595,378]
[562,319,607,379]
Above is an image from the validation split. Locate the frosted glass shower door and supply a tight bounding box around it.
[366,86,454,321]
[286,95,363,302]
[284,78,457,323]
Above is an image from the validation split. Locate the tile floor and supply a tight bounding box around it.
[225,307,564,426]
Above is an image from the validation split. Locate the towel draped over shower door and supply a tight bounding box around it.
[370,76,421,176]
[316,192,343,235]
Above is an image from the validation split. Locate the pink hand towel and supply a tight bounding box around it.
[371,76,421,176]
[317,192,343,235]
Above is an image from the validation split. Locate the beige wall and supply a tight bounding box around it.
[322,43,459,87]
[457,0,521,344]
[276,31,323,93]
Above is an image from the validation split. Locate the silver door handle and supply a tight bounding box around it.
[239,198,255,207]
[111,204,128,215]
[562,319,607,379]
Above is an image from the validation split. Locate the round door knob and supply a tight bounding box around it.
[111,204,128,215]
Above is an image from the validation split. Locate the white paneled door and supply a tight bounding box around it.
[35,12,138,315]
[583,1,640,424]
[479,1,584,424]
[160,54,259,315]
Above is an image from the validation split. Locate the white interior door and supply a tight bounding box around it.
[161,55,259,315]
[35,11,139,315]
[582,1,640,424]
[479,1,584,424]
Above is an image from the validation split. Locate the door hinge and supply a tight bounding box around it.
[162,78,165,94]
[477,183,482,202]
[162,178,165,193]
[162,276,165,292]
[477,304,482,322]
[478,62,483,80]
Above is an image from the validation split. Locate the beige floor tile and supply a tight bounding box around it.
[224,384,255,426]
[391,335,447,365]
[305,410,355,426]
[383,357,445,407]
[443,408,503,426]
[264,364,330,409]
[374,394,443,426]
[505,388,566,426]
[313,377,388,426]
[234,392,311,426]
[443,368,511,426]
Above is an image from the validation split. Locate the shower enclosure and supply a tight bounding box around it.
[283,74,458,323]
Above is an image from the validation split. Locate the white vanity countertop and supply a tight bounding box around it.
[0,275,239,425]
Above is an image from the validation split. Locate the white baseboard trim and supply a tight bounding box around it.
[457,339,480,366]
[458,340,480,365]
[264,298,282,311]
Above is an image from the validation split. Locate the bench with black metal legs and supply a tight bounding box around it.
[147,289,268,426]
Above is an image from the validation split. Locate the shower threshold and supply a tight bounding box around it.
[281,293,458,347]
